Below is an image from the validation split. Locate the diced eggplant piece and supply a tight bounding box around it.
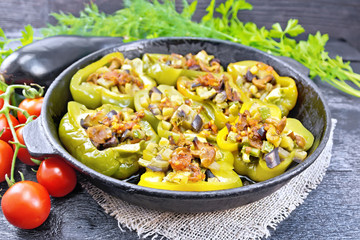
[188,64,201,71]
[148,104,161,116]
[264,147,281,169]
[90,139,102,150]
[192,136,202,149]
[106,110,118,119]
[120,129,131,142]
[191,114,203,132]
[191,82,202,89]
[205,169,216,180]
[149,86,163,96]
[80,115,92,129]
[226,122,232,132]
[257,126,267,140]
[168,135,176,145]
[210,58,220,65]
[103,135,119,149]
[177,109,186,119]
[245,70,255,82]
[217,78,225,92]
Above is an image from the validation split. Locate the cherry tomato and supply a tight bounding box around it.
[0,140,13,182]
[37,157,77,197]
[14,126,38,166]
[0,90,4,109]
[1,181,51,229]
[17,97,44,124]
[0,114,19,143]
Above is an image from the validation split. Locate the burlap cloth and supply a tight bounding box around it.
[81,119,336,240]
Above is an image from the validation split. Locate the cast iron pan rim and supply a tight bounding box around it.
[43,37,331,199]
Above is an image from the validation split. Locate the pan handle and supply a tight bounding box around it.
[23,118,59,157]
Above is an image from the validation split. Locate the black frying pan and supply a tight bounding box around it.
[23,37,331,213]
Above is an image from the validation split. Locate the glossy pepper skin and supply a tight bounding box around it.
[156,103,217,143]
[227,60,298,116]
[233,150,295,182]
[138,149,243,191]
[240,99,282,120]
[1,36,122,88]
[134,84,185,130]
[70,52,156,109]
[142,53,218,86]
[217,98,314,182]
[58,101,159,179]
[217,99,282,152]
[233,118,313,182]
[177,73,248,129]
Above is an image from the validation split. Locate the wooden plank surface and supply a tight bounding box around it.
[0,1,360,239]
[1,51,359,239]
[1,0,360,49]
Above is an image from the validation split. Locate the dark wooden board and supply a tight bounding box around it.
[0,41,359,240]
[1,1,360,239]
[1,0,360,49]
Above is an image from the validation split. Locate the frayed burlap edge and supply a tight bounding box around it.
[81,119,336,240]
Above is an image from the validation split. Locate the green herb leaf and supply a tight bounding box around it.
[2,0,360,97]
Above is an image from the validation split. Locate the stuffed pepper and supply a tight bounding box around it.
[134,85,217,142]
[58,101,159,179]
[177,72,248,129]
[227,61,298,116]
[70,52,156,109]
[134,85,185,130]
[143,50,224,86]
[138,135,242,191]
[157,100,218,143]
[217,106,313,182]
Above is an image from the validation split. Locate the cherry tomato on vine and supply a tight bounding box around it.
[17,97,44,124]
[0,140,13,182]
[36,157,77,197]
[1,180,51,229]
[14,126,38,166]
[0,114,19,143]
[0,90,4,109]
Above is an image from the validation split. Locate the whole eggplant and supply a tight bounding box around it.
[0,35,122,88]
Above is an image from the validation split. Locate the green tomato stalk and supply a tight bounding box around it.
[0,79,43,187]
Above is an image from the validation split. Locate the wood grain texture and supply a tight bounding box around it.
[0,0,359,49]
[0,42,359,240]
[0,1,360,239]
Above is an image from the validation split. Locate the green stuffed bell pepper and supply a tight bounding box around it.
[217,106,313,182]
[134,85,185,130]
[177,72,248,129]
[227,61,298,116]
[58,101,159,179]
[143,50,224,86]
[138,136,242,191]
[156,99,218,143]
[70,52,156,109]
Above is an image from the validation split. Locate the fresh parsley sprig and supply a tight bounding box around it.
[0,25,34,65]
[2,0,360,97]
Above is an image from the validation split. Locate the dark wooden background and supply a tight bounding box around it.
[1,0,360,50]
[1,0,360,239]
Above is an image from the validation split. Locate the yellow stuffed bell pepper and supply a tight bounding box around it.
[217,105,313,182]
[138,136,242,191]
[177,72,248,129]
[227,60,298,116]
